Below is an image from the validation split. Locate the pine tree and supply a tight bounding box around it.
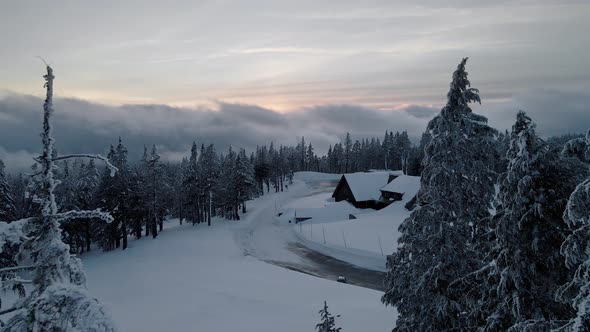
[315,301,342,332]
[390,132,402,170]
[254,146,270,195]
[200,144,220,225]
[183,142,200,225]
[397,131,412,174]
[3,65,116,331]
[382,131,391,170]
[144,145,165,236]
[235,148,255,215]
[299,136,306,171]
[0,159,17,222]
[382,58,497,331]
[97,138,132,249]
[475,112,577,331]
[557,129,590,331]
[218,146,239,220]
[344,133,352,173]
[77,159,101,252]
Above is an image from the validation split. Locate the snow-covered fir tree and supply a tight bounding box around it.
[557,129,590,332]
[235,148,255,214]
[72,159,101,253]
[97,138,133,249]
[343,132,352,173]
[381,58,497,331]
[315,301,342,332]
[183,142,202,224]
[472,112,579,331]
[0,159,17,222]
[3,65,117,331]
[143,145,166,236]
[218,146,239,219]
[7,173,29,220]
[199,144,219,226]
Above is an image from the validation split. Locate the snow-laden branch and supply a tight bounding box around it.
[1,278,32,285]
[0,306,19,316]
[52,209,114,224]
[0,265,36,274]
[51,154,118,176]
[3,284,117,330]
[23,170,43,178]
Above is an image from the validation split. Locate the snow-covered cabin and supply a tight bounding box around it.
[379,175,421,203]
[332,172,398,209]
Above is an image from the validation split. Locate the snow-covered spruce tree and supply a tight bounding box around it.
[557,130,590,332]
[137,144,166,236]
[235,148,255,214]
[382,58,497,331]
[183,142,201,224]
[58,159,102,254]
[216,146,254,220]
[217,146,238,219]
[8,173,29,220]
[561,132,590,164]
[199,144,220,225]
[96,138,132,249]
[397,131,412,175]
[473,112,582,332]
[0,159,17,222]
[148,145,167,233]
[315,301,342,332]
[3,65,117,331]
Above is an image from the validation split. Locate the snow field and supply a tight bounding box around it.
[81,173,395,331]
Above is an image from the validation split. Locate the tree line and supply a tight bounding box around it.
[0,127,427,255]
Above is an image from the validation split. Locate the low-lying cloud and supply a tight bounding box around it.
[1,88,589,172]
[0,93,430,172]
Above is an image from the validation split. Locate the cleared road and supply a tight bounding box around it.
[234,177,386,291]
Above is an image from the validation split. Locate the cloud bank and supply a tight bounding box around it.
[1,89,589,172]
[0,93,431,172]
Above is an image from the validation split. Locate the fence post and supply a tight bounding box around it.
[322,226,326,244]
[378,236,384,256]
[342,230,347,248]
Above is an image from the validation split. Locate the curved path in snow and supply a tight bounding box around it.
[233,177,386,291]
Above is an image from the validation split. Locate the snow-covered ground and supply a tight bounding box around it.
[81,171,395,331]
[288,175,420,272]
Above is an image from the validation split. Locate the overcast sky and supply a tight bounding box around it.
[1,0,589,171]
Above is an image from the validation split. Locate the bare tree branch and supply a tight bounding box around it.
[51,154,117,176]
[52,209,114,223]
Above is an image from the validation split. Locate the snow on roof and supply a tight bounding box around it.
[343,172,391,202]
[380,175,421,195]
